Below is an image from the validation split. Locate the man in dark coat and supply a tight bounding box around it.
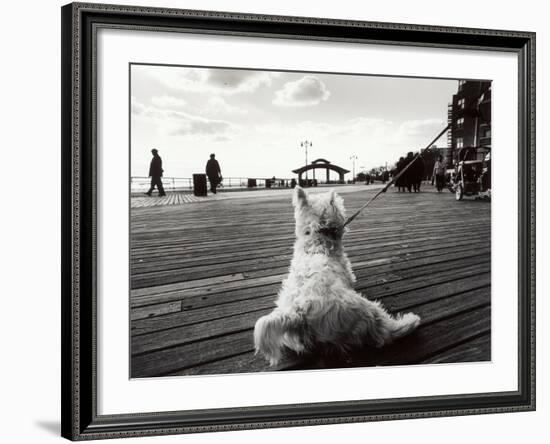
[411,155,425,193]
[395,156,406,192]
[205,153,222,194]
[404,152,416,193]
[145,148,166,196]
[403,152,425,193]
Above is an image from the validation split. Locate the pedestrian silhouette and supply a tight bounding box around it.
[205,153,222,194]
[432,155,446,192]
[403,152,425,193]
[394,157,406,192]
[411,155,425,192]
[145,149,165,196]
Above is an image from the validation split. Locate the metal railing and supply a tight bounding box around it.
[130,176,297,193]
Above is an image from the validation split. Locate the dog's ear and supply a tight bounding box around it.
[293,186,308,208]
[328,189,345,217]
[329,189,336,205]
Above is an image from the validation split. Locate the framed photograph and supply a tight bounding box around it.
[61,2,535,440]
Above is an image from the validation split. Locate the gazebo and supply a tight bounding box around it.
[292,158,350,184]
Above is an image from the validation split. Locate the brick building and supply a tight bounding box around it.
[447,80,491,165]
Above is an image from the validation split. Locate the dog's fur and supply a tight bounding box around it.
[254,186,421,366]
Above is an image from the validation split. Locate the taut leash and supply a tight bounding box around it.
[343,123,451,228]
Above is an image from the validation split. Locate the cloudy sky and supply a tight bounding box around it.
[131,64,458,180]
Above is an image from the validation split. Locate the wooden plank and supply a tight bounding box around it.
[131,329,254,377]
[363,263,490,299]
[130,224,489,266]
[423,333,491,364]
[381,274,491,311]
[241,240,489,279]
[131,243,489,308]
[130,274,282,308]
[357,254,489,289]
[131,273,245,298]
[169,350,291,376]
[131,295,276,336]
[167,287,491,376]
[294,305,491,371]
[355,306,491,366]
[130,221,489,263]
[130,228,488,266]
[131,307,272,355]
[131,287,490,377]
[131,301,181,321]
[131,270,490,337]
[131,207,487,233]
[131,233,490,283]
[131,262,489,314]
[133,284,489,357]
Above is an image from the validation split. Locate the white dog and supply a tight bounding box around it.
[254,186,420,366]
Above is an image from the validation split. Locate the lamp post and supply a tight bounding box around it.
[350,155,358,183]
[300,140,313,182]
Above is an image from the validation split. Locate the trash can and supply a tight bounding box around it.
[193,173,207,197]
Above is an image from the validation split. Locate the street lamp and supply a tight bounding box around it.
[350,155,358,182]
[300,140,313,181]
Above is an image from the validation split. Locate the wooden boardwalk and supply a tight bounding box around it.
[131,192,208,207]
[130,185,491,378]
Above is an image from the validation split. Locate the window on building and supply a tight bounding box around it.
[457,117,464,129]
[458,80,466,90]
[458,98,465,109]
[483,128,491,138]
[457,137,464,149]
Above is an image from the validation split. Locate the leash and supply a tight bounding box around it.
[343,123,451,228]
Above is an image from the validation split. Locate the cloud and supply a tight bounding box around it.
[249,116,446,170]
[139,67,278,96]
[151,95,187,110]
[328,117,393,137]
[131,97,234,137]
[203,97,248,116]
[213,135,231,143]
[273,76,330,107]
[204,70,277,94]
[396,118,446,138]
[169,116,232,136]
[253,117,393,141]
[149,94,247,117]
[131,96,147,115]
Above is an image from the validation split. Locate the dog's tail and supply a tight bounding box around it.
[361,300,421,347]
[383,311,421,342]
[254,310,306,366]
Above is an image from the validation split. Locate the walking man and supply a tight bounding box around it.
[145,148,166,196]
[205,153,222,194]
[394,157,406,192]
[432,155,446,193]
[411,155,425,193]
[404,152,415,192]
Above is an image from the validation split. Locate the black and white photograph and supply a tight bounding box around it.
[1,0,544,441]
[129,65,492,378]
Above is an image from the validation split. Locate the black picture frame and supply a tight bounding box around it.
[61,2,536,440]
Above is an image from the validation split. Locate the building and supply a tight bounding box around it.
[447,80,492,165]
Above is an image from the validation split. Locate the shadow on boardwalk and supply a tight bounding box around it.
[130,185,491,378]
